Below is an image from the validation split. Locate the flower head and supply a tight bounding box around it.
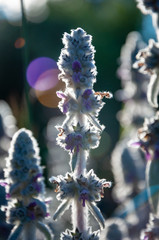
[58,28,97,91]
[117,31,148,101]
[57,124,100,154]
[130,112,159,160]
[61,228,100,240]
[1,128,53,239]
[57,91,78,114]
[50,173,75,201]
[54,27,112,236]
[133,39,159,107]
[49,170,111,228]
[77,170,111,204]
[81,89,104,115]
[6,199,47,224]
[140,214,159,240]
[4,129,44,199]
[134,39,159,75]
[136,0,159,14]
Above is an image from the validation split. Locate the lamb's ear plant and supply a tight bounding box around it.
[49,27,112,239]
[134,1,159,108]
[100,218,130,240]
[0,128,53,240]
[128,1,159,239]
[130,113,159,239]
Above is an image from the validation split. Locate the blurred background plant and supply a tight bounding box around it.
[0,0,154,239]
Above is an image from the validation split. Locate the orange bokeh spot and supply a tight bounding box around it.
[35,79,65,108]
[35,69,59,91]
[14,38,25,49]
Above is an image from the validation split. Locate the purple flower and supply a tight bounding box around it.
[79,189,89,207]
[33,182,42,193]
[129,114,159,161]
[72,60,82,72]
[0,181,8,187]
[129,140,152,160]
[56,91,67,99]
[81,89,94,111]
[82,89,93,99]
[28,202,37,208]
[63,102,69,114]
[6,193,11,199]
[72,60,82,83]
[65,133,83,152]
[72,72,81,83]
[33,173,42,182]
[57,91,70,114]
[128,140,142,148]
[144,231,154,240]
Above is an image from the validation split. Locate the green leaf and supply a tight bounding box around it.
[8,224,23,240]
[87,202,105,229]
[36,221,53,240]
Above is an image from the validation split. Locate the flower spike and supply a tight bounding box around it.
[50,28,112,239]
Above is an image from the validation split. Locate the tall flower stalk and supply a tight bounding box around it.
[129,2,159,239]
[134,1,159,108]
[130,113,159,239]
[0,128,53,240]
[49,28,112,239]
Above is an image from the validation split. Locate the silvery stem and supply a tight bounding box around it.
[74,149,87,178]
[72,112,88,233]
[146,159,159,217]
[23,222,36,240]
[152,13,159,42]
[74,112,87,178]
[72,198,88,233]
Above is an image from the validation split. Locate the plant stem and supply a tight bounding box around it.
[152,13,159,42]
[20,0,32,129]
[72,199,88,233]
[72,108,88,232]
[23,222,36,240]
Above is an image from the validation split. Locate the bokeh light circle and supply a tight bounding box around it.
[14,37,25,48]
[26,57,58,91]
[35,79,65,108]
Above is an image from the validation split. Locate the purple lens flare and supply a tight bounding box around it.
[26,57,59,91]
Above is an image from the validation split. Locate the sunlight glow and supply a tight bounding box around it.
[0,0,49,23]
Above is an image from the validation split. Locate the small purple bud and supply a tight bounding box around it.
[0,182,8,187]
[33,173,42,182]
[72,60,82,72]
[144,237,148,240]
[128,140,141,148]
[46,212,50,217]
[56,91,67,99]
[63,102,69,114]
[28,201,37,208]
[82,89,93,99]
[144,231,154,240]
[6,193,11,199]
[79,189,89,207]
[28,212,36,220]
[72,72,81,83]
[34,182,42,193]
[145,149,151,161]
